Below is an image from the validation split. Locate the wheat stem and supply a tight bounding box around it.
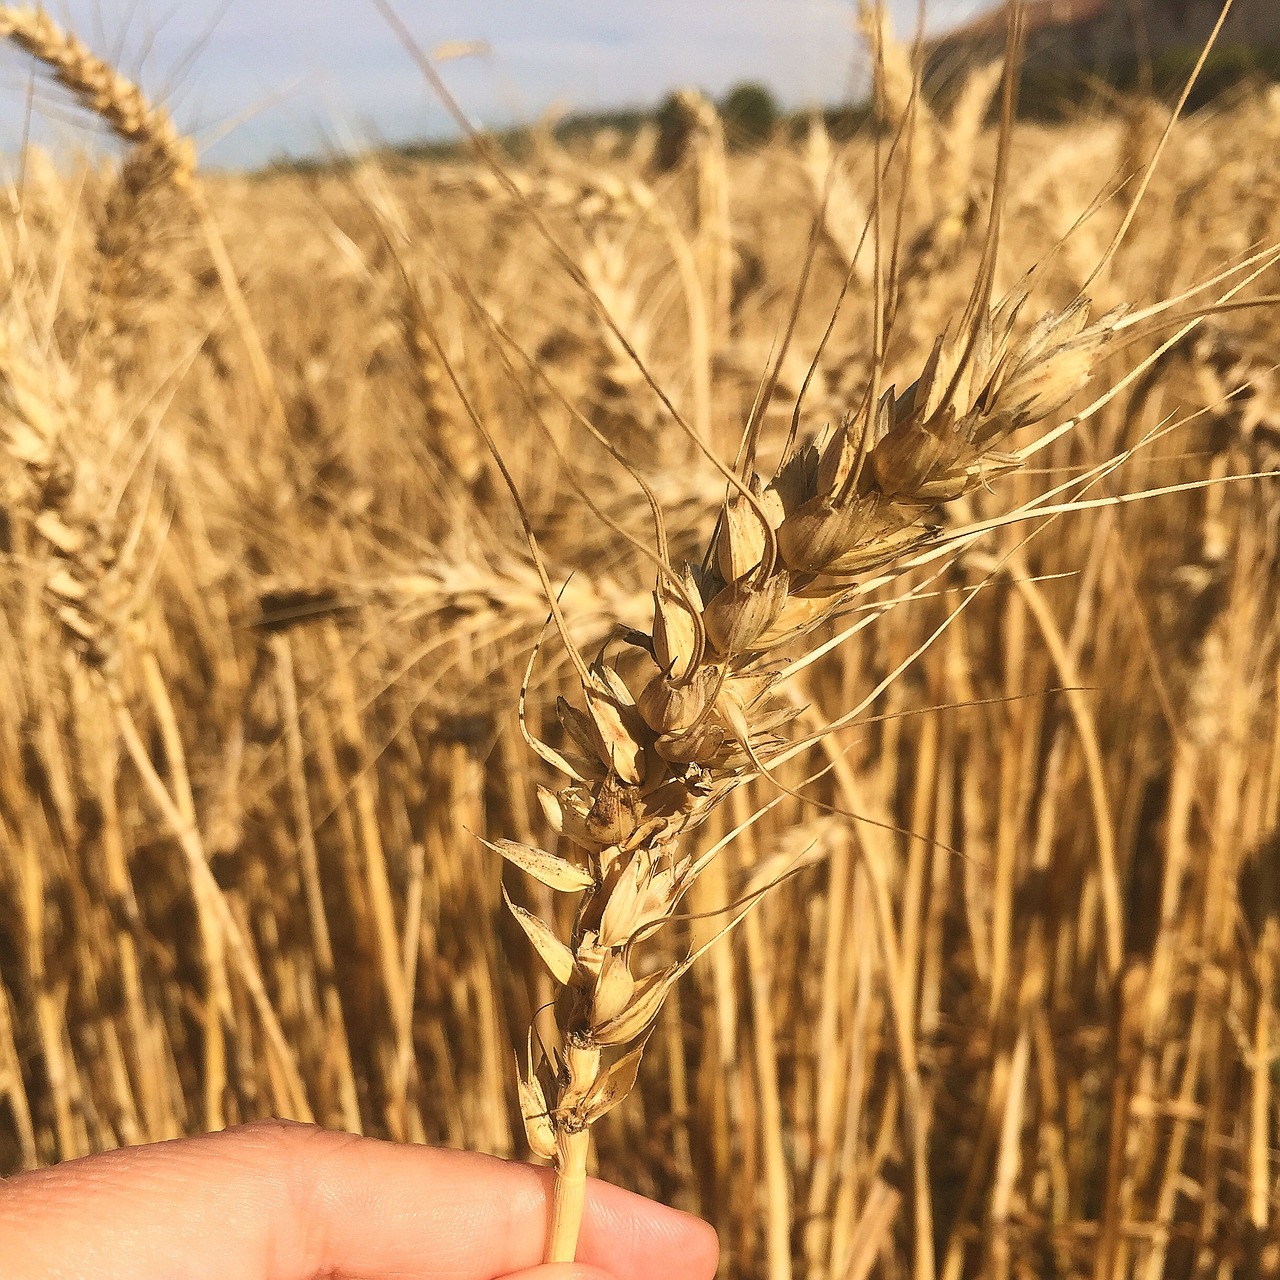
[545,1127,592,1262]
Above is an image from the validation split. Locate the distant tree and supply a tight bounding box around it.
[719,81,780,146]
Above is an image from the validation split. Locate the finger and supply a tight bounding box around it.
[0,1121,718,1280]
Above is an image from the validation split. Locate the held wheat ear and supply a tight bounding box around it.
[506,273,1130,1262]
[355,0,1265,1264]
[504,37,1142,1253]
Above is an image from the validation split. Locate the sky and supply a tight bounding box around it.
[0,0,991,169]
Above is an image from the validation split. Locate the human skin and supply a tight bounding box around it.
[0,1120,719,1280]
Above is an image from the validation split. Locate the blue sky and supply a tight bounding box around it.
[1,0,990,169]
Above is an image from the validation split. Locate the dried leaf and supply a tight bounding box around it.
[582,1036,651,1124]
[483,837,593,892]
[502,885,577,985]
[518,1066,557,1160]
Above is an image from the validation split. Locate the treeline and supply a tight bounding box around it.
[267,83,873,174]
[391,82,815,163]
[267,49,1280,175]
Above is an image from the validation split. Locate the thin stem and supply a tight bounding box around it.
[545,1128,592,1263]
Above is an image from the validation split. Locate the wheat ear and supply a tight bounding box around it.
[0,7,195,186]
[0,7,289,422]
[464,3,1160,1261]
[496,4,1274,1261]
[515,260,1129,1259]
[510,35,1133,1250]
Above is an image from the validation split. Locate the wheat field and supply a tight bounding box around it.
[1,6,1279,1278]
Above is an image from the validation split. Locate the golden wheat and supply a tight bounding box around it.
[1,6,1278,1280]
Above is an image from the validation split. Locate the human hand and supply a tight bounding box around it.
[0,1120,718,1280]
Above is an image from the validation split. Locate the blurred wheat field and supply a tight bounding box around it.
[2,9,1280,1276]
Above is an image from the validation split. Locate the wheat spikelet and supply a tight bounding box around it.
[91,145,194,375]
[802,115,873,287]
[0,317,128,663]
[433,163,654,225]
[913,59,1004,271]
[857,0,935,194]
